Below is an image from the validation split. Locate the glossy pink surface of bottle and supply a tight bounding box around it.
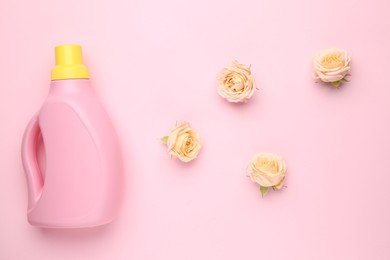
[22,79,123,228]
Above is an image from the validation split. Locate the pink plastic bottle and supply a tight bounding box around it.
[21,44,123,228]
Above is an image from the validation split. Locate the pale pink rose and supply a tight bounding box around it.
[247,153,286,191]
[313,48,351,87]
[217,61,256,103]
[162,122,201,163]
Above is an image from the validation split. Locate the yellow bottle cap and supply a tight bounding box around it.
[51,44,90,80]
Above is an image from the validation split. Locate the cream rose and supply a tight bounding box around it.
[217,61,256,103]
[247,153,286,196]
[161,122,201,163]
[313,48,351,87]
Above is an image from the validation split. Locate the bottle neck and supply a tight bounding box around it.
[49,79,92,95]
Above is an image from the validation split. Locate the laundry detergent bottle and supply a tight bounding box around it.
[21,44,123,228]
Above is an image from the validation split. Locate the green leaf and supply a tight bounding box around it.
[260,186,269,197]
[160,136,169,144]
[341,78,349,83]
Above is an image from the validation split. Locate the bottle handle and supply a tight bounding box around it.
[21,114,44,212]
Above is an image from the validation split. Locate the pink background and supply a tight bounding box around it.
[1,0,390,259]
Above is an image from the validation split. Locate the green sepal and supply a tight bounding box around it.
[160,136,169,144]
[330,80,342,87]
[260,186,269,197]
